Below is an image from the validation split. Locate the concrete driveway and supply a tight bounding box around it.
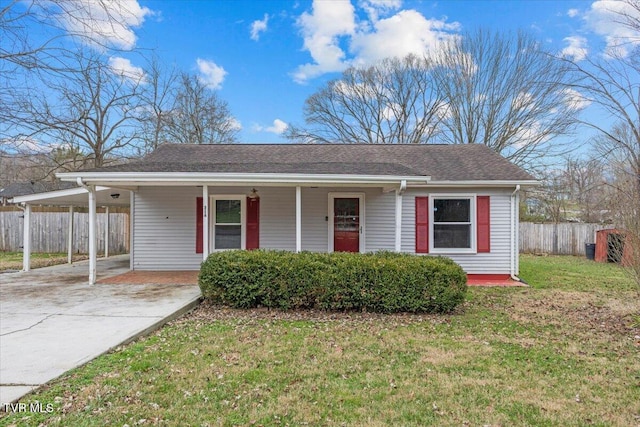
[0,255,201,404]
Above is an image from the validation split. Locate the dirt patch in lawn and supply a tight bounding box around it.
[507,289,640,342]
[178,300,454,326]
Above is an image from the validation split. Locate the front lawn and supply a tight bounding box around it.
[1,255,639,426]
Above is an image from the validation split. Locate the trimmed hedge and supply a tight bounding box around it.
[199,250,467,314]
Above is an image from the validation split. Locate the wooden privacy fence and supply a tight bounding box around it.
[519,222,614,256]
[0,211,129,254]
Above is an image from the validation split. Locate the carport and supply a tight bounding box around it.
[10,185,132,284]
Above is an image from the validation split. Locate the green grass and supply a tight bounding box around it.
[1,255,639,426]
[0,251,89,271]
[519,253,637,292]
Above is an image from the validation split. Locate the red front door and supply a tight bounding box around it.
[334,198,360,252]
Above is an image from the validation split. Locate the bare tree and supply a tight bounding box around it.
[1,0,146,71]
[285,55,445,144]
[431,29,581,169]
[611,0,640,34]
[532,169,571,223]
[137,56,179,153]
[162,73,239,144]
[9,50,143,170]
[563,156,607,223]
[1,0,149,125]
[566,1,640,285]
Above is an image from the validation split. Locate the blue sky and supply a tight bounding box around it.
[13,0,640,145]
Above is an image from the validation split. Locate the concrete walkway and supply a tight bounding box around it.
[0,255,201,403]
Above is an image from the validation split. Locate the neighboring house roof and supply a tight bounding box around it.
[0,180,77,199]
[83,143,535,182]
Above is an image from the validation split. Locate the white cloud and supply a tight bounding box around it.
[567,8,580,18]
[196,58,227,90]
[251,14,269,41]
[254,119,288,134]
[293,0,357,83]
[293,0,459,83]
[359,0,402,22]
[108,56,146,83]
[512,92,534,111]
[350,9,459,66]
[1,136,58,154]
[55,0,152,50]
[585,0,640,57]
[562,88,592,110]
[227,117,242,131]
[560,36,588,61]
[512,121,547,149]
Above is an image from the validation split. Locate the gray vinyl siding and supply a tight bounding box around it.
[259,187,296,251]
[299,187,395,252]
[401,188,513,274]
[132,185,514,274]
[133,186,202,270]
[363,189,395,252]
[134,186,297,269]
[301,187,329,252]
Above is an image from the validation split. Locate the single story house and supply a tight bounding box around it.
[14,143,537,284]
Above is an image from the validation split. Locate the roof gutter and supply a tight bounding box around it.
[76,177,89,190]
[410,180,540,188]
[399,179,407,195]
[57,172,431,186]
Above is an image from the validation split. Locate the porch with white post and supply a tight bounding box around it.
[395,180,406,252]
[67,206,74,263]
[295,186,302,252]
[88,185,97,285]
[202,185,209,260]
[104,206,110,258]
[22,204,31,271]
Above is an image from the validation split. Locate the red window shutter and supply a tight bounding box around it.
[196,197,203,254]
[477,196,490,253]
[246,197,260,250]
[415,196,429,253]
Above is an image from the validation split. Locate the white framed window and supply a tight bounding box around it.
[210,195,246,250]
[429,194,476,254]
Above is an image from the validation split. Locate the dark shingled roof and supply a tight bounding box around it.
[88,143,535,182]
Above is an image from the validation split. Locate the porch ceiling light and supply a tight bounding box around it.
[110,193,120,199]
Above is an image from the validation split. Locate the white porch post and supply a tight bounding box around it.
[395,190,403,252]
[130,191,135,270]
[203,185,209,260]
[295,186,302,252]
[67,206,74,264]
[88,186,97,285]
[22,204,31,271]
[104,206,110,258]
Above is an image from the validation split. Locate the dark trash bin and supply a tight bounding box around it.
[585,243,596,260]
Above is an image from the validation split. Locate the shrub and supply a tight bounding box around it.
[199,250,467,313]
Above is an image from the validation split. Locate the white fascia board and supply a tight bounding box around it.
[57,172,431,186]
[11,187,88,204]
[10,185,118,204]
[410,180,540,188]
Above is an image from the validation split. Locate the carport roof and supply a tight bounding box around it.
[10,186,130,207]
